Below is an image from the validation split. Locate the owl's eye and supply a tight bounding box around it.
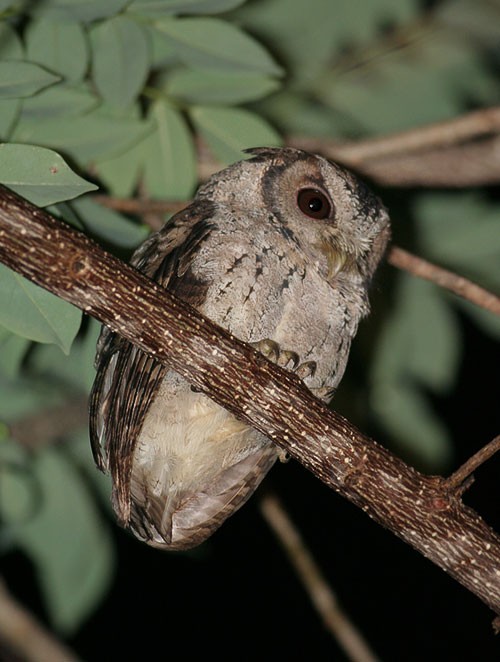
[297,188,332,220]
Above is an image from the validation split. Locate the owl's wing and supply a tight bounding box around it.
[89,200,216,523]
[130,440,278,550]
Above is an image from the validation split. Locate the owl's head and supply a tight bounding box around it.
[197,147,390,285]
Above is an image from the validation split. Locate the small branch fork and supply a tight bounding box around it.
[446,436,500,495]
[0,187,499,622]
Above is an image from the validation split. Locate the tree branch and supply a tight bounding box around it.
[290,107,500,187]
[8,396,88,450]
[294,106,500,164]
[446,436,500,494]
[0,578,80,662]
[93,195,185,217]
[0,185,499,619]
[388,247,500,315]
[260,493,380,662]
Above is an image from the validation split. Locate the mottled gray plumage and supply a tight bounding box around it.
[89,147,390,550]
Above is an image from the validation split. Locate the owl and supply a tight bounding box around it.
[89,147,390,550]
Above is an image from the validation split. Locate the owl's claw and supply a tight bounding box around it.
[277,350,300,369]
[252,339,316,380]
[251,340,299,368]
[295,360,317,380]
[311,385,336,402]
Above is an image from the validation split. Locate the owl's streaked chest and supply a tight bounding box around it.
[185,213,363,392]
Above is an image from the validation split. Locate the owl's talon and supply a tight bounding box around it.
[312,385,336,402]
[295,361,317,380]
[251,340,298,368]
[277,350,299,369]
[251,339,280,362]
[253,339,315,379]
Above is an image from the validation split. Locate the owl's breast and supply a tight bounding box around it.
[188,220,360,393]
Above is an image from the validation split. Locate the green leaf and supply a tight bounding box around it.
[437,0,500,45]
[190,105,281,164]
[399,277,460,391]
[31,0,131,23]
[0,0,16,11]
[317,32,497,134]
[90,16,151,108]
[11,107,151,165]
[155,17,283,75]
[0,23,24,59]
[373,275,461,392]
[12,448,114,633]
[0,263,81,353]
[415,193,500,282]
[66,428,112,513]
[370,274,461,469]
[25,18,89,83]
[0,61,60,99]
[93,140,144,197]
[235,0,418,83]
[0,99,20,139]
[20,84,99,119]
[0,371,63,421]
[167,68,280,104]
[257,90,343,137]
[147,24,179,68]
[0,327,31,377]
[0,456,35,527]
[370,382,453,469]
[71,197,149,249]
[142,100,197,199]
[30,316,102,392]
[0,143,97,205]
[128,0,245,16]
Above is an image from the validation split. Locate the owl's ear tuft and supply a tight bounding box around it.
[244,146,280,160]
[244,146,308,163]
[244,146,275,155]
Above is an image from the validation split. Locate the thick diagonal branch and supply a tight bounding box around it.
[0,185,499,618]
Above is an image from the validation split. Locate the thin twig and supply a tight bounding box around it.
[8,396,88,450]
[0,578,80,662]
[291,106,500,163]
[342,136,500,187]
[93,195,185,216]
[260,493,380,662]
[388,246,500,315]
[447,436,500,492]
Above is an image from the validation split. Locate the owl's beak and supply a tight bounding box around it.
[319,239,349,280]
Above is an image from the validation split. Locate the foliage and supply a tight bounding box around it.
[0,0,499,642]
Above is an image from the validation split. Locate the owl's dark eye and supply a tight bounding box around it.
[297,188,332,220]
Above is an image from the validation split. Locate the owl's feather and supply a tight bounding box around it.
[89,148,390,550]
